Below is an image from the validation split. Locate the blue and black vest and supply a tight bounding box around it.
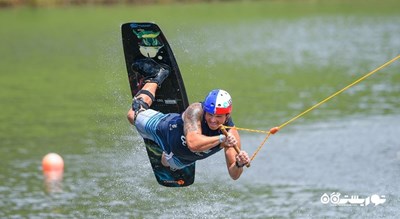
[156,112,234,166]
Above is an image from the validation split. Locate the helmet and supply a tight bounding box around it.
[203,89,232,114]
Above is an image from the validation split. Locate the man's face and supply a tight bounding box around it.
[204,112,228,130]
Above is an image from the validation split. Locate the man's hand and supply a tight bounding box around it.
[235,151,250,167]
[224,133,238,147]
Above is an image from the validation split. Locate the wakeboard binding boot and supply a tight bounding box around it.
[131,58,170,87]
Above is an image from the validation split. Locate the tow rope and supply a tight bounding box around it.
[222,54,400,165]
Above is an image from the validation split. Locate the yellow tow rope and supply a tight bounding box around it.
[222,54,400,164]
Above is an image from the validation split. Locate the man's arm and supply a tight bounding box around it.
[183,103,221,152]
[224,128,249,180]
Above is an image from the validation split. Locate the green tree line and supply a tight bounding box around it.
[0,0,237,7]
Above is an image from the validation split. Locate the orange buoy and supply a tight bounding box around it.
[42,153,64,193]
[42,153,64,172]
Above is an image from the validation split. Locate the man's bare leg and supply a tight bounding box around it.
[127,82,158,125]
[127,58,170,125]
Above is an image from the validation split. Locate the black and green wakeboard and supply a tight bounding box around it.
[121,22,195,187]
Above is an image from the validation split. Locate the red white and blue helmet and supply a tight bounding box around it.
[203,89,232,115]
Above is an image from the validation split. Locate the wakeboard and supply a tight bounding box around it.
[121,22,195,187]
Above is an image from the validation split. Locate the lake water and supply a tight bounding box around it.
[1,115,398,218]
